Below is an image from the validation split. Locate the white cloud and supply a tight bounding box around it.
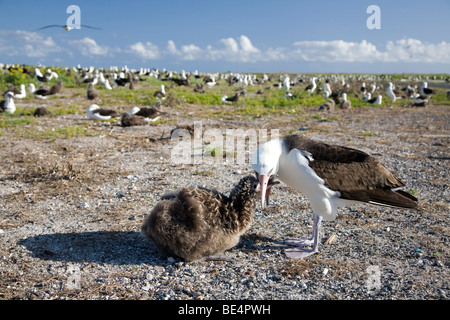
[4,28,446,67]
[205,35,264,62]
[129,41,160,60]
[385,38,450,63]
[290,38,450,64]
[162,36,450,65]
[291,40,381,62]
[180,44,202,60]
[0,30,61,57]
[71,37,110,56]
[239,35,259,54]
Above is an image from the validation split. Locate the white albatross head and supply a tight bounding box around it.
[251,138,283,209]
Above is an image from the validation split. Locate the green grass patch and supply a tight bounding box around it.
[360,131,378,136]
[50,104,83,115]
[17,125,102,140]
[0,117,34,128]
[192,170,214,176]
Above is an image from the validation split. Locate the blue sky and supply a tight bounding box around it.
[1,0,449,73]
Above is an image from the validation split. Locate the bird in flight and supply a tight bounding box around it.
[37,24,101,31]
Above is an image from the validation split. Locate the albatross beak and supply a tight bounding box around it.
[259,175,270,209]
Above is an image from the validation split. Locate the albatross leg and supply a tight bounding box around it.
[284,213,322,259]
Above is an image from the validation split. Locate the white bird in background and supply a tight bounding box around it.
[252,134,418,259]
[14,84,27,99]
[339,92,351,110]
[370,82,377,93]
[87,104,119,120]
[283,76,291,92]
[362,92,371,102]
[323,80,332,100]
[181,70,187,80]
[206,76,217,88]
[128,106,162,122]
[306,77,317,94]
[369,95,383,105]
[154,84,166,99]
[98,72,112,90]
[104,79,112,90]
[0,92,16,114]
[360,82,367,95]
[420,81,435,98]
[34,67,45,83]
[386,82,397,102]
[27,83,36,94]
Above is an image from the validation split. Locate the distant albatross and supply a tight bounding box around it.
[252,134,418,259]
[0,92,16,114]
[87,104,119,120]
[128,103,166,122]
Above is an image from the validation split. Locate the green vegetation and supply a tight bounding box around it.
[192,170,214,176]
[0,117,34,128]
[1,65,449,141]
[360,131,378,137]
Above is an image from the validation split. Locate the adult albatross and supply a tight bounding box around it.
[252,134,418,259]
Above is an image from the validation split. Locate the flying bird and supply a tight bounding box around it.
[252,134,418,259]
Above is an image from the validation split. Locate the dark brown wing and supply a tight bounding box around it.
[96,108,119,117]
[284,134,418,209]
[135,107,158,118]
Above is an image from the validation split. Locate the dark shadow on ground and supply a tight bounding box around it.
[18,231,167,266]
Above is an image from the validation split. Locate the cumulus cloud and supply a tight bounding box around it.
[3,29,448,67]
[160,36,450,65]
[290,38,450,64]
[206,35,263,62]
[0,30,61,57]
[385,39,450,63]
[128,41,160,60]
[164,36,450,64]
[71,37,110,56]
[167,40,181,56]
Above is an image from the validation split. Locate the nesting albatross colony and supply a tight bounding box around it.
[0,64,449,300]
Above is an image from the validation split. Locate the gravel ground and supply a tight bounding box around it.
[0,93,448,301]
